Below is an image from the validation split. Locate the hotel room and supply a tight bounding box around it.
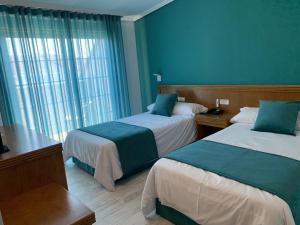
[0,0,300,225]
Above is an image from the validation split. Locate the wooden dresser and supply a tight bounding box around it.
[0,124,96,225]
[0,124,67,201]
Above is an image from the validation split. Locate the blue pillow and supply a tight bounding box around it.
[253,100,300,135]
[151,94,177,117]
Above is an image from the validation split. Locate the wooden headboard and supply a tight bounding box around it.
[158,85,300,115]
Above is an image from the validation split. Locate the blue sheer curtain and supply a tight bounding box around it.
[0,6,131,141]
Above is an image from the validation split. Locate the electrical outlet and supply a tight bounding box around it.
[178,97,186,102]
[220,99,230,105]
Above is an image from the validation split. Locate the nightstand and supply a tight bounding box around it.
[195,113,233,139]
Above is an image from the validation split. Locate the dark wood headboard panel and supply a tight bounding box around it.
[158,85,300,115]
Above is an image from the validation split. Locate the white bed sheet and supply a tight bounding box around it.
[142,123,300,225]
[63,112,197,191]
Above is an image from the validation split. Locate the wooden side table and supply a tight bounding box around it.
[0,183,96,225]
[195,114,233,139]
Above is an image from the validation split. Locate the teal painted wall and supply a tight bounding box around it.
[135,0,300,106]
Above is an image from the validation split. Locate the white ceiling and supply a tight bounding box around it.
[0,0,173,17]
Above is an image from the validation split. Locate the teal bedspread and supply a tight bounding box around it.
[165,140,300,224]
[80,121,158,176]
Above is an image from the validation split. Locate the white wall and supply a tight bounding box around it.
[121,20,143,115]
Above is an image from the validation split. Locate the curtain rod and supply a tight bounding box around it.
[0,4,121,18]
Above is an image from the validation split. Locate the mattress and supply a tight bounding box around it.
[142,123,300,225]
[63,112,197,191]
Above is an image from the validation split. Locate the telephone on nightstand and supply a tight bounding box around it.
[207,108,224,115]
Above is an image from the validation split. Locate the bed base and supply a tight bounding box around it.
[72,157,95,176]
[72,157,156,182]
[156,199,199,225]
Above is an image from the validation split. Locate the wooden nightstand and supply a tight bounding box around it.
[195,113,233,139]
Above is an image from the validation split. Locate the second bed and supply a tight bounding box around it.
[63,112,197,191]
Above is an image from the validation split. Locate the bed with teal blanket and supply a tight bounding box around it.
[164,140,300,225]
[78,121,158,178]
[64,113,196,191]
[142,132,300,225]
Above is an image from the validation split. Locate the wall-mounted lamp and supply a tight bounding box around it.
[153,73,162,82]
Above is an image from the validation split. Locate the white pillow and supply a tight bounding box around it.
[147,102,208,116]
[230,107,259,124]
[147,103,155,111]
[173,102,208,115]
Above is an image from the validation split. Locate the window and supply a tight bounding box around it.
[5,37,115,140]
[0,9,130,141]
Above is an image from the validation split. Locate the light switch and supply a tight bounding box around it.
[178,97,186,102]
[220,99,230,105]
